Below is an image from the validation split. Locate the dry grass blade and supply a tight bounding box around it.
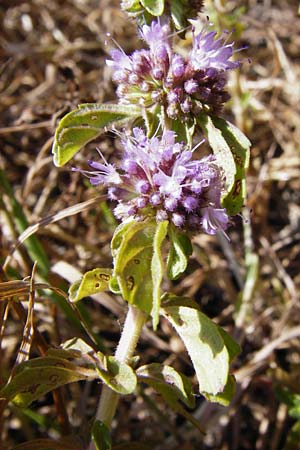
[0,280,68,301]
[11,263,37,373]
[3,196,106,270]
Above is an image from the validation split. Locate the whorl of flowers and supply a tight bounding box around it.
[106,20,241,120]
[74,129,229,235]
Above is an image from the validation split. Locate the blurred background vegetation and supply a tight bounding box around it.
[0,1,300,449]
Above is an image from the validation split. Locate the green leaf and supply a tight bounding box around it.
[137,363,195,408]
[140,0,164,16]
[96,353,137,395]
[161,296,231,398]
[167,225,192,280]
[197,114,235,200]
[0,357,95,407]
[170,0,185,29]
[92,421,112,450]
[217,326,241,363]
[204,374,236,406]
[112,219,168,322]
[151,221,168,329]
[112,220,156,314]
[169,118,195,148]
[212,117,251,215]
[52,104,140,166]
[197,114,250,215]
[69,268,113,302]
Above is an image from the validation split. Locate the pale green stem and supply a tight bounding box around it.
[89,305,147,450]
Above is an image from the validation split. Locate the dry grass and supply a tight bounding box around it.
[0,1,300,449]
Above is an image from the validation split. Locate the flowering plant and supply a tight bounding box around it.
[1,2,250,449]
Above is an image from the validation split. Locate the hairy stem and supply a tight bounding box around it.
[89,305,147,450]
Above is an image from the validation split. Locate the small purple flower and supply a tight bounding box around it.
[201,206,229,235]
[190,30,240,72]
[75,129,229,236]
[106,19,243,119]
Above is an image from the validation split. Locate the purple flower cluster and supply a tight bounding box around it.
[74,129,229,235]
[107,20,241,120]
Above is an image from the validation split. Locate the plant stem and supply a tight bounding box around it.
[89,305,147,450]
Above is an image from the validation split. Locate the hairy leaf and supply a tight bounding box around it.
[198,113,235,197]
[112,220,155,314]
[198,114,250,215]
[96,353,137,395]
[167,226,192,280]
[140,0,164,15]
[0,358,95,407]
[212,117,250,214]
[69,268,113,302]
[111,219,168,321]
[53,104,140,166]
[161,297,232,399]
[204,374,236,406]
[137,363,195,408]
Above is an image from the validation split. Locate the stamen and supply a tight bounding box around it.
[191,138,205,152]
[105,32,127,55]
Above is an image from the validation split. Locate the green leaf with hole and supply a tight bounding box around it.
[161,296,233,399]
[137,363,195,408]
[112,220,155,314]
[140,0,164,15]
[167,225,192,280]
[52,104,140,166]
[198,114,250,215]
[95,353,137,395]
[92,421,112,450]
[69,268,113,302]
[0,357,95,407]
[111,219,168,321]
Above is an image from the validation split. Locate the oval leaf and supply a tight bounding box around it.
[53,104,140,166]
[96,353,137,395]
[198,113,250,215]
[112,219,168,323]
[140,0,164,16]
[1,365,90,407]
[212,117,251,215]
[137,363,195,408]
[161,297,230,397]
[204,374,236,406]
[198,113,235,200]
[69,268,113,302]
[167,225,192,280]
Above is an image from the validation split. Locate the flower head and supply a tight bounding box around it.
[106,19,242,119]
[75,129,229,235]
